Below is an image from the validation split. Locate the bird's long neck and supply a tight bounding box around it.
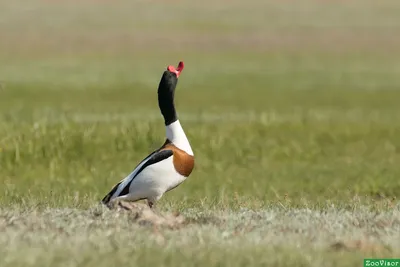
[159,97,193,155]
[158,71,178,126]
[157,69,193,155]
[158,87,178,126]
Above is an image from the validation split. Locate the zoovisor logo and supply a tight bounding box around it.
[364,259,400,267]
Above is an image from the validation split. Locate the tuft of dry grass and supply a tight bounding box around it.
[107,201,186,229]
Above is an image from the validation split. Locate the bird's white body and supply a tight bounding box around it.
[112,156,185,203]
[104,120,193,205]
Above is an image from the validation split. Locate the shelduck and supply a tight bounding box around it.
[101,61,194,209]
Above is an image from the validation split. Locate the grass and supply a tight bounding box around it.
[1,0,400,266]
[1,205,399,267]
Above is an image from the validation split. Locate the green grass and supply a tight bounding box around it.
[1,0,400,266]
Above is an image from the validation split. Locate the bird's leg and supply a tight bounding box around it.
[147,199,164,216]
[106,195,134,210]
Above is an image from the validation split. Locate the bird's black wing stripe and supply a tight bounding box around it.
[118,149,174,196]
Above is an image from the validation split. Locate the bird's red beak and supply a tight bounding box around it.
[167,61,184,78]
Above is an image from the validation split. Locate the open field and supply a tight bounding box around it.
[1,0,400,266]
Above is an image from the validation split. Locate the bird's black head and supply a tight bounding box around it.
[157,61,184,126]
[158,70,178,96]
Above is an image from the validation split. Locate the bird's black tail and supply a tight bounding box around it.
[101,182,121,205]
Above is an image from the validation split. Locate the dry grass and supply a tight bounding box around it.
[0,204,399,266]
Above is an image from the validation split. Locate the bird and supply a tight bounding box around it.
[101,61,194,209]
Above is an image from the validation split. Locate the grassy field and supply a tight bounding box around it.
[1,0,400,266]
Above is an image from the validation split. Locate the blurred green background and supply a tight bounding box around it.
[1,0,400,208]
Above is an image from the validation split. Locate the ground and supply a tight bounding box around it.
[0,0,400,266]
